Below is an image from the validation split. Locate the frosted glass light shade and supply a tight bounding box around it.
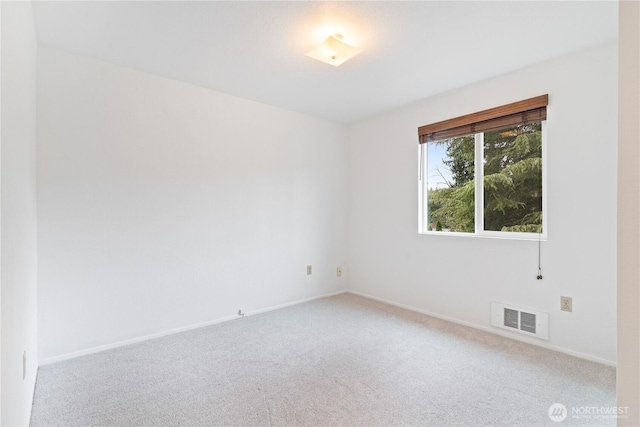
[305,34,362,67]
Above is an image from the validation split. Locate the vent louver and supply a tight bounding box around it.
[504,308,519,329]
[520,312,536,334]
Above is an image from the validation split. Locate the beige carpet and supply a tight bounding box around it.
[30,293,616,426]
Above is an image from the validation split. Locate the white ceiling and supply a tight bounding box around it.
[31,1,618,124]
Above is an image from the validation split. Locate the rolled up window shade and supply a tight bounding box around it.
[418,94,548,144]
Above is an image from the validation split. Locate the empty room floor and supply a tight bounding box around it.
[30,294,615,426]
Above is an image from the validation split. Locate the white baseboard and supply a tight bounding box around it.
[347,290,616,367]
[39,289,348,366]
[40,288,614,368]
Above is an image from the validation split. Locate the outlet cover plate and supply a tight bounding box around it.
[561,296,572,312]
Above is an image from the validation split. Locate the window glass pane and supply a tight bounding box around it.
[426,135,475,232]
[483,123,542,233]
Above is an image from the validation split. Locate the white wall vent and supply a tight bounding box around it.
[491,302,549,340]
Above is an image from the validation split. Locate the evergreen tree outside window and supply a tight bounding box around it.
[418,96,547,239]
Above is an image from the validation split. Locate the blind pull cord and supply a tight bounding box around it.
[537,232,543,280]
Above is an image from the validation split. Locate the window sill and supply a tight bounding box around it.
[419,230,547,242]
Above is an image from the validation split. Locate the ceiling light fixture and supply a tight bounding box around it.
[305,34,362,67]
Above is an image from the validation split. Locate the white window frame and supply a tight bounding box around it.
[418,121,547,241]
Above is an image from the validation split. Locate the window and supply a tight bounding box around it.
[418,95,547,239]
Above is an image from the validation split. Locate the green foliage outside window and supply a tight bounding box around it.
[427,123,542,233]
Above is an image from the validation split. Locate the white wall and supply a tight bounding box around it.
[347,44,618,364]
[618,0,640,423]
[37,46,348,362]
[1,1,39,425]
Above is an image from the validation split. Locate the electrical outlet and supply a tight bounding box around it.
[560,296,572,312]
[307,265,312,275]
[336,266,343,277]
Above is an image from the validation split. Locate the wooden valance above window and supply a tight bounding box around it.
[418,94,548,144]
